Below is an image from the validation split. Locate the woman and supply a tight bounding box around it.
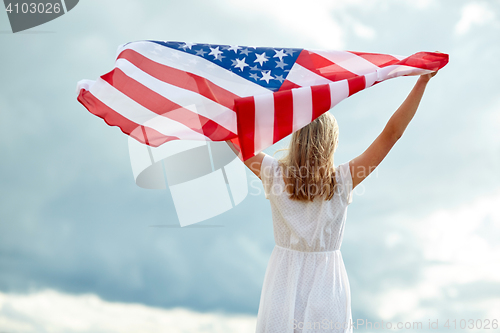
[227,71,438,332]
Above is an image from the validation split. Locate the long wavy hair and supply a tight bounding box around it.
[273,112,339,201]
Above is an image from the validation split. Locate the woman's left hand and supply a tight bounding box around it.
[419,71,438,83]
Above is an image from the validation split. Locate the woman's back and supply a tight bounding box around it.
[261,154,353,252]
[256,154,354,333]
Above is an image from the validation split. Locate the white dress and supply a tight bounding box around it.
[256,154,354,333]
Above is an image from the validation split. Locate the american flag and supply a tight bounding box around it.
[76,40,448,161]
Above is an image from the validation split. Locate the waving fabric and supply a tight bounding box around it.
[76,40,448,161]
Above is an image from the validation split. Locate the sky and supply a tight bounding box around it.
[1,0,500,332]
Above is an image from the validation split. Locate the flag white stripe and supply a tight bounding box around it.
[90,78,209,141]
[392,54,407,60]
[329,80,350,109]
[115,58,237,134]
[286,63,334,87]
[364,71,378,88]
[253,94,275,153]
[118,41,270,97]
[292,87,313,132]
[312,50,380,76]
[377,64,435,79]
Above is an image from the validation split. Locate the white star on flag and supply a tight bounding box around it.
[209,46,223,60]
[273,49,287,61]
[274,74,285,83]
[234,58,249,71]
[275,59,287,69]
[195,49,207,56]
[254,52,269,66]
[228,45,241,53]
[260,70,274,83]
[180,42,195,50]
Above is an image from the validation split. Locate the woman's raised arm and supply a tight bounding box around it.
[349,71,438,189]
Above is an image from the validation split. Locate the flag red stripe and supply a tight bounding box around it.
[273,90,294,143]
[348,76,366,96]
[117,49,240,110]
[235,97,256,161]
[396,52,449,71]
[200,118,237,141]
[311,84,332,120]
[100,69,236,141]
[347,51,401,68]
[77,89,179,147]
[279,80,301,91]
[296,50,359,82]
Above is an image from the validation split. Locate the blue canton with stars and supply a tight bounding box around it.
[148,40,302,92]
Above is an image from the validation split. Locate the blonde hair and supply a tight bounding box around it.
[273,112,339,201]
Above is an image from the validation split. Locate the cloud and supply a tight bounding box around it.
[455,2,496,35]
[215,0,345,49]
[0,289,257,333]
[372,190,500,322]
[214,0,379,49]
[352,21,377,40]
[404,0,435,10]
